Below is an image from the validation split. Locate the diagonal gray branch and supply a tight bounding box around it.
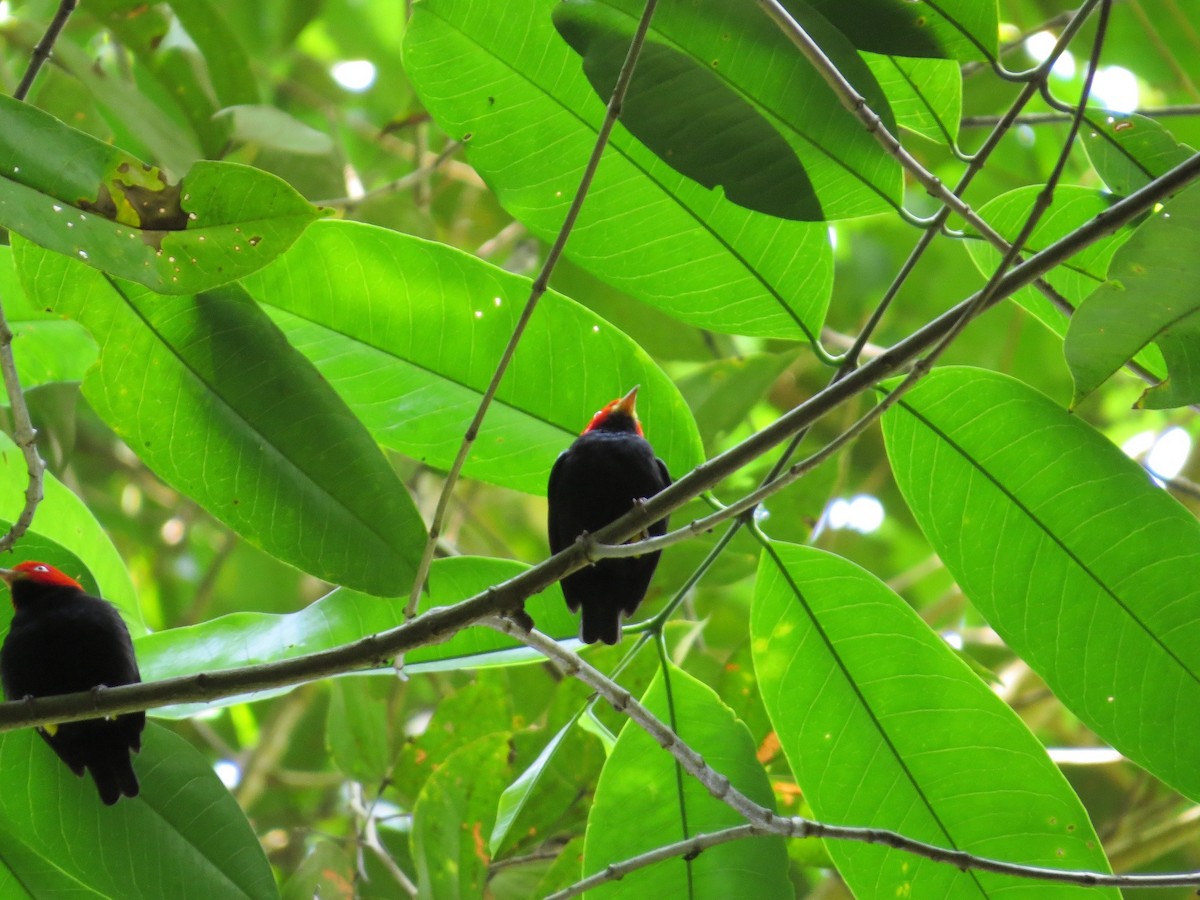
[0,148,1194,735]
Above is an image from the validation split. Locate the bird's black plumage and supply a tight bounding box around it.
[548,389,671,644]
[0,562,144,805]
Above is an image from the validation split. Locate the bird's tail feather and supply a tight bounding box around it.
[580,611,621,645]
[87,746,139,806]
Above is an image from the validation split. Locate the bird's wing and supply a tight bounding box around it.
[546,450,570,554]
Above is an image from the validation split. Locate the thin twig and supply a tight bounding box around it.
[544,825,762,899]
[403,0,663,617]
[13,0,77,100]
[0,3,79,552]
[318,141,462,211]
[962,105,1200,127]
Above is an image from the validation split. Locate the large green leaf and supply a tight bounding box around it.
[865,55,961,144]
[964,186,1166,378]
[1067,182,1200,409]
[0,96,322,294]
[242,220,704,494]
[86,0,228,158]
[753,542,1114,898]
[137,557,579,717]
[404,0,838,339]
[803,0,997,60]
[0,725,276,899]
[553,1,819,220]
[411,732,512,899]
[882,366,1200,802]
[13,238,425,597]
[584,664,790,897]
[966,186,1132,322]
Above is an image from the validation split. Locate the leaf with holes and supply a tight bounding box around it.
[1084,113,1195,197]
[0,96,323,294]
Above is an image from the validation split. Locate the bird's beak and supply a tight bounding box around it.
[614,385,639,417]
[0,569,15,587]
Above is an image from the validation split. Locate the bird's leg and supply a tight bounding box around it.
[626,498,651,544]
[90,683,117,719]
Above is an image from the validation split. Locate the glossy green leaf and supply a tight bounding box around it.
[882,366,1200,802]
[554,1,819,220]
[87,0,227,157]
[243,220,704,494]
[411,732,511,899]
[966,186,1130,319]
[327,679,391,784]
[964,187,1167,374]
[281,840,354,900]
[214,106,335,156]
[1067,183,1200,409]
[170,0,260,109]
[584,664,790,897]
[753,542,1114,898]
[490,718,572,855]
[865,55,961,144]
[404,0,838,339]
[0,245,96,399]
[0,96,323,294]
[0,430,139,627]
[0,725,276,899]
[13,239,424,597]
[1084,113,1195,196]
[803,0,997,60]
[675,351,797,454]
[487,706,605,862]
[137,557,579,717]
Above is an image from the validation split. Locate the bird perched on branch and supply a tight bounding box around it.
[548,387,671,644]
[0,561,144,805]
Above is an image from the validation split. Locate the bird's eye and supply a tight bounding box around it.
[33,565,48,573]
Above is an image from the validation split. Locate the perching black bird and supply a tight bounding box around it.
[0,561,144,805]
[548,387,671,644]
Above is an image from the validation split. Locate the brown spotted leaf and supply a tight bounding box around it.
[0,95,323,293]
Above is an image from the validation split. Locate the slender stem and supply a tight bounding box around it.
[13,0,77,100]
[318,141,461,211]
[962,105,1200,127]
[0,2,80,552]
[403,0,662,617]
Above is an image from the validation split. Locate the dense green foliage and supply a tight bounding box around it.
[0,0,1199,896]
